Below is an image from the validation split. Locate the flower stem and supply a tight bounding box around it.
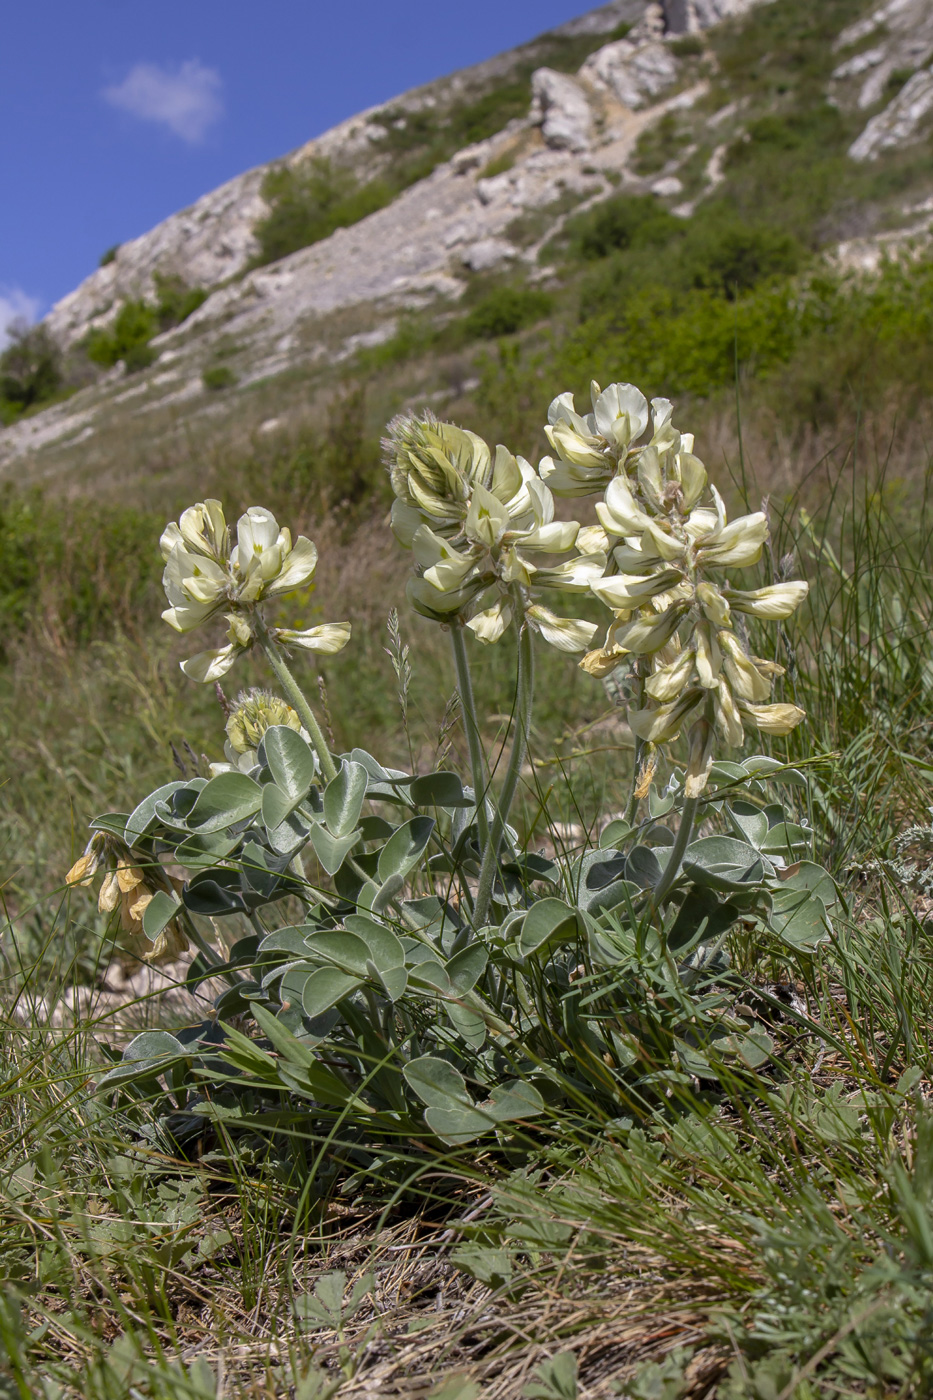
[449,621,490,856]
[649,794,700,916]
[473,607,534,927]
[255,615,337,783]
[624,666,646,828]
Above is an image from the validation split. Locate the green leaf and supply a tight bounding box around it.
[261,782,303,833]
[343,914,405,971]
[426,1080,545,1145]
[372,964,409,1000]
[304,931,373,976]
[301,966,362,1018]
[450,1243,513,1290]
[404,1055,470,1110]
[518,899,579,957]
[743,755,807,786]
[88,812,131,839]
[323,760,368,838]
[309,824,361,876]
[599,819,632,850]
[359,815,396,841]
[409,771,471,808]
[141,890,181,942]
[187,773,263,833]
[173,830,241,870]
[760,822,811,856]
[728,803,769,848]
[667,888,740,954]
[625,845,663,889]
[125,781,187,844]
[683,835,772,891]
[769,888,832,950]
[525,1351,579,1400]
[408,960,452,994]
[446,944,488,993]
[446,1000,487,1050]
[96,1031,189,1091]
[377,816,435,884]
[262,725,317,801]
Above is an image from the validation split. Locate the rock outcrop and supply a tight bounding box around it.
[582,39,679,109]
[834,0,933,158]
[530,69,595,151]
[848,68,933,160]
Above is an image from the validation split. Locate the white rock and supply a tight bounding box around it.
[834,0,933,111]
[582,40,678,110]
[529,69,593,152]
[849,67,933,159]
[652,175,684,196]
[476,172,515,206]
[832,47,886,81]
[692,0,770,23]
[460,238,518,272]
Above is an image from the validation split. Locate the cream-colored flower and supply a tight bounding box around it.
[160,502,348,683]
[226,689,302,754]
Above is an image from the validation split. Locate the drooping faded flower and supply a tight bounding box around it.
[66,834,187,963]
[160,500,351,680]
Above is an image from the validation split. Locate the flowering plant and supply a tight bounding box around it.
[69,382,836,1167]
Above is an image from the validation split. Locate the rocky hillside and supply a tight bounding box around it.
[4,0,933,483]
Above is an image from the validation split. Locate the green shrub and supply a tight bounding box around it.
[153,273,208,331]
[680,218,804,299]
[252,158,394,268]
[561,194,682,262]
[0,489,160,647]
[463,285,554,339]
[631,111,693,176]
[202,365,237,391]
[84,300,157,369]
[83,277,206,371]
[0,324,62,418]
[99,245,120,267]
[670,34,705,58]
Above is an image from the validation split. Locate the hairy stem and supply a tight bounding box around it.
[449,621,490,856]
[624,666,647,829]
[254,614,337,783]
[473,607,534,927]
[649,794,700,917]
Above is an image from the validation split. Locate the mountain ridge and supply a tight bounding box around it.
[4,0,933,483]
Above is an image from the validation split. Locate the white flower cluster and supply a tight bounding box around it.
[388,382,808,795]
[160,500,350,681]
[542,380,808,795]
[385,413,601,651]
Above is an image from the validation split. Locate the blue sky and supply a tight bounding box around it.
[0,0,601,341]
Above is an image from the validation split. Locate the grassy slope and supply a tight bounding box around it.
[5,0,933,1394]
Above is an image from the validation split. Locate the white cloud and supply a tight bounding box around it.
[103,59,223,143]
[0,288,40,350]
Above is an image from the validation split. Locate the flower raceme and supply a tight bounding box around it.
[160,500,351,681]
[385,413,600,652]
[542,385,811,795]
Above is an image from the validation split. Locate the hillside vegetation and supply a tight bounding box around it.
[4,1,933,1396]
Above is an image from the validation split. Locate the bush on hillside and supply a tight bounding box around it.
[0,323,63,417]
[83,275,208,371]
[561,194,682,262]
[464,285,554,339]
[252,158,394,268]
